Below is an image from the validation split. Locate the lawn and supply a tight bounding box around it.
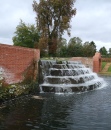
[99,62,111,75]
[101,62,107,70]
[108,65,111,72]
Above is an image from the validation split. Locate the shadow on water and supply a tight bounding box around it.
[0,76,111,130]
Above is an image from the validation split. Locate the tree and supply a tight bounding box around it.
[32,0,76,56]
[56,38,68,57]
[13,20,40,48]
[108,48,111,55]
[82,41,96,57]
[67,37,83,57]
[89,41,96,56]
[99,46,107,56]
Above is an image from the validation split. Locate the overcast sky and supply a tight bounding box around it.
[0,0,111,51]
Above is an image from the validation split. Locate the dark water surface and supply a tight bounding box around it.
[0,76,111,130]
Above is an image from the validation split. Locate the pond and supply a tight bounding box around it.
[0,76,111,130]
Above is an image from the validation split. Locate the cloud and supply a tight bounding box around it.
[0,0,111,51]
[0,38,13,45]
[65,0,111,51]
[94,41,111,51]
[0,0,36,44]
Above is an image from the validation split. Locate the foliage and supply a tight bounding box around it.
[38,37,48,57]
[56,38,68,57]
[33,0,76,56]
[67,37,83,57]
[89,41,96,56]
[82,41,96,57]
[99,46,107,55]
[60,37,97,57]
[0,81,38,101]
[0,68,38,101]
[52,37,97,57]
[59,46,68,57]
[13,20,40,48]
[108,48,111,55]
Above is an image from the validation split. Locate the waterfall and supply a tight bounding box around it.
[39,60,106,93]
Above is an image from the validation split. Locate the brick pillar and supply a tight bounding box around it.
[93,52,101,73]
[33,49,40,81]
[34,49,40,60]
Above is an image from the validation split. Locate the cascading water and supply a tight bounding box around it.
[39,60,106,93]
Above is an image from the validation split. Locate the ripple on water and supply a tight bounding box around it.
[0,76,111,130]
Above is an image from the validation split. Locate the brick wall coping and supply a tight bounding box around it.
[0,43,36,51]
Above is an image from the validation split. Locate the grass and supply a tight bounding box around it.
[99,62,111,75]
[101,62,107,70]
[108,65,111,72]
[101,62,111,72]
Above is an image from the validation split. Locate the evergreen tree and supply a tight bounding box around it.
[99,46,107,56]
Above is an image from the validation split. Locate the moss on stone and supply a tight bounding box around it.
[56,60,62,64]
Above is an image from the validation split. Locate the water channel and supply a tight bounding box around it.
[0,76,111,130]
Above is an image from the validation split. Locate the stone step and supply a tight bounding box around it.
[52,64,85,69]
[44,75,95,84]
[40,81,101,93]
[66,61,82,64]
[39,60,104,93]
[50,69,90,76]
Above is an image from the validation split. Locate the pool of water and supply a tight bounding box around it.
[0,76,111,130]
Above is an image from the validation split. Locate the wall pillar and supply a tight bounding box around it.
[33,49,40,81]
[93,52,101,73]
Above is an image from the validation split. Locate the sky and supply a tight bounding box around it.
[0,0,111,51]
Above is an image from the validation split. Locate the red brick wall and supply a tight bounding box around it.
[69,57,93,70]
[101,58,111,62]
[70,53,102,73]
[0,43,40,84]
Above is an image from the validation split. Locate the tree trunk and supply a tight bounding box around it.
[48,37,57,56]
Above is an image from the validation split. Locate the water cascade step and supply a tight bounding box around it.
[39,60,105,93]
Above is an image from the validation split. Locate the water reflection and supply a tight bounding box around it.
[0,76,111,130]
